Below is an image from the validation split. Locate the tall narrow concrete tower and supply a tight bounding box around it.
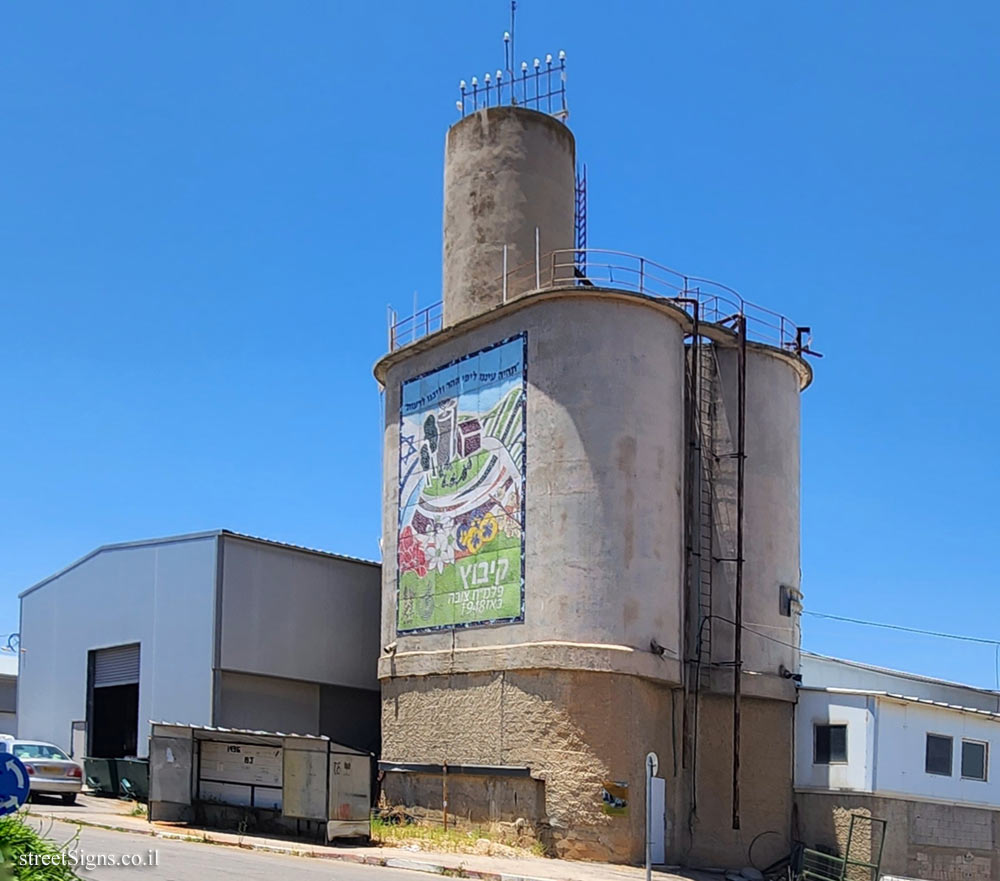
[442,106,576,325]
[375,49,813,866]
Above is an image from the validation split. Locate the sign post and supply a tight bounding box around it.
[645,751,659,881]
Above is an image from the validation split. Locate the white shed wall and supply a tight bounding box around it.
[18,537,217,756]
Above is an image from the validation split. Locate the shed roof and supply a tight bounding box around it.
[20,529,380,598]
[802,650,1000,700]
[801,686,1000,722]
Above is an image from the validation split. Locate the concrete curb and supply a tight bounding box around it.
[31,812,587,881]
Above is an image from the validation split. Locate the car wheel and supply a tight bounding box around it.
[61,793,77,805]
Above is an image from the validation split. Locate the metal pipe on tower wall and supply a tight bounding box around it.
[733,314,747,831]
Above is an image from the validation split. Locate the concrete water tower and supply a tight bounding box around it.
[375,41,814,867]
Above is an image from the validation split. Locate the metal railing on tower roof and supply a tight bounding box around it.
[387,248,816,357]
[456,51,568,121]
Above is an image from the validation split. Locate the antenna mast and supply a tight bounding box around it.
[509,1,516,80]
[504,2,517,94]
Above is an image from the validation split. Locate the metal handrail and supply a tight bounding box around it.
[388,301,444,350]
[388,248,812,354]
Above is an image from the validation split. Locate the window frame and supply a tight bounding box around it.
[960,738,989,782]
[779,585,792,617]
[813,722,849,765]
[924,732,954,777]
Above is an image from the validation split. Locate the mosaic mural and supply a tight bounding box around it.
[397,334,526,633]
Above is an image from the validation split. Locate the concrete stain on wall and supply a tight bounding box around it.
[397,333,527,633]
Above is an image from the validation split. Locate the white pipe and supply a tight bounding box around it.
[535,227,540,289]
[502,244,508,303]
[645,759,652,881]
[645,752,658,881]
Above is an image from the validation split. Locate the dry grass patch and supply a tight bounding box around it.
[371,815,546,858]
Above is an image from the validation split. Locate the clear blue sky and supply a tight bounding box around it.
[3,3,998,687]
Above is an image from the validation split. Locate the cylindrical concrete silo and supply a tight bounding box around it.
[710,344,805,680]
[380,294,689,668]
[442,107,576,325]
[376,100,814,868]
[378,289,690,863]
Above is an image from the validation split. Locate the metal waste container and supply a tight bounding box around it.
[83,758,118,796]
[115,758,149,801]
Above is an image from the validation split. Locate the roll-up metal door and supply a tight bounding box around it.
[93,644,140,688]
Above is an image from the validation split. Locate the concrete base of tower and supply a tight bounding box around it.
[380,670,794,866]
[682,692,794,868]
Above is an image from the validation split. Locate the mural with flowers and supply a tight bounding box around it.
[397,334,526,632]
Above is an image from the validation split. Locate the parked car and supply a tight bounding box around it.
[11,741,83,804]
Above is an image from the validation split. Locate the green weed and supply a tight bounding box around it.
[0,812,81,879]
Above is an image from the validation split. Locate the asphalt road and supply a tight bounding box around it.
[18,817,430,881]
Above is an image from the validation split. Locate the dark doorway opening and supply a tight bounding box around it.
[86,643,141,758]
[90,683,138,758]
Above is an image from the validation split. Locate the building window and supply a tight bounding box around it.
[814,724,848,764]
[925,733,953,776]
[961,740,988,781]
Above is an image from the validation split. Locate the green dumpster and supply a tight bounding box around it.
[115,759,149,802]
[83,758,118,797]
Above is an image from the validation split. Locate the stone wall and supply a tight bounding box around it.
[796,791,1000,881]
[382,668,674,862]
[384,771,545,829]
[382,669,793,866]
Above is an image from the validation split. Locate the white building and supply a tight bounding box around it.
[18,530,381,760]
[796,654,1000,881]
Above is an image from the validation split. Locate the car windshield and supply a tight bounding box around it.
[13,743,70,761]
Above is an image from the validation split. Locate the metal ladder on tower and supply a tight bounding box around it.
[693,342,717,675]
[574,163,587,280]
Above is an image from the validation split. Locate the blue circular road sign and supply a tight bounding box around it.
[0,753,30,816]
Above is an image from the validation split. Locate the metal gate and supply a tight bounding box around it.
[93,644,140,687]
